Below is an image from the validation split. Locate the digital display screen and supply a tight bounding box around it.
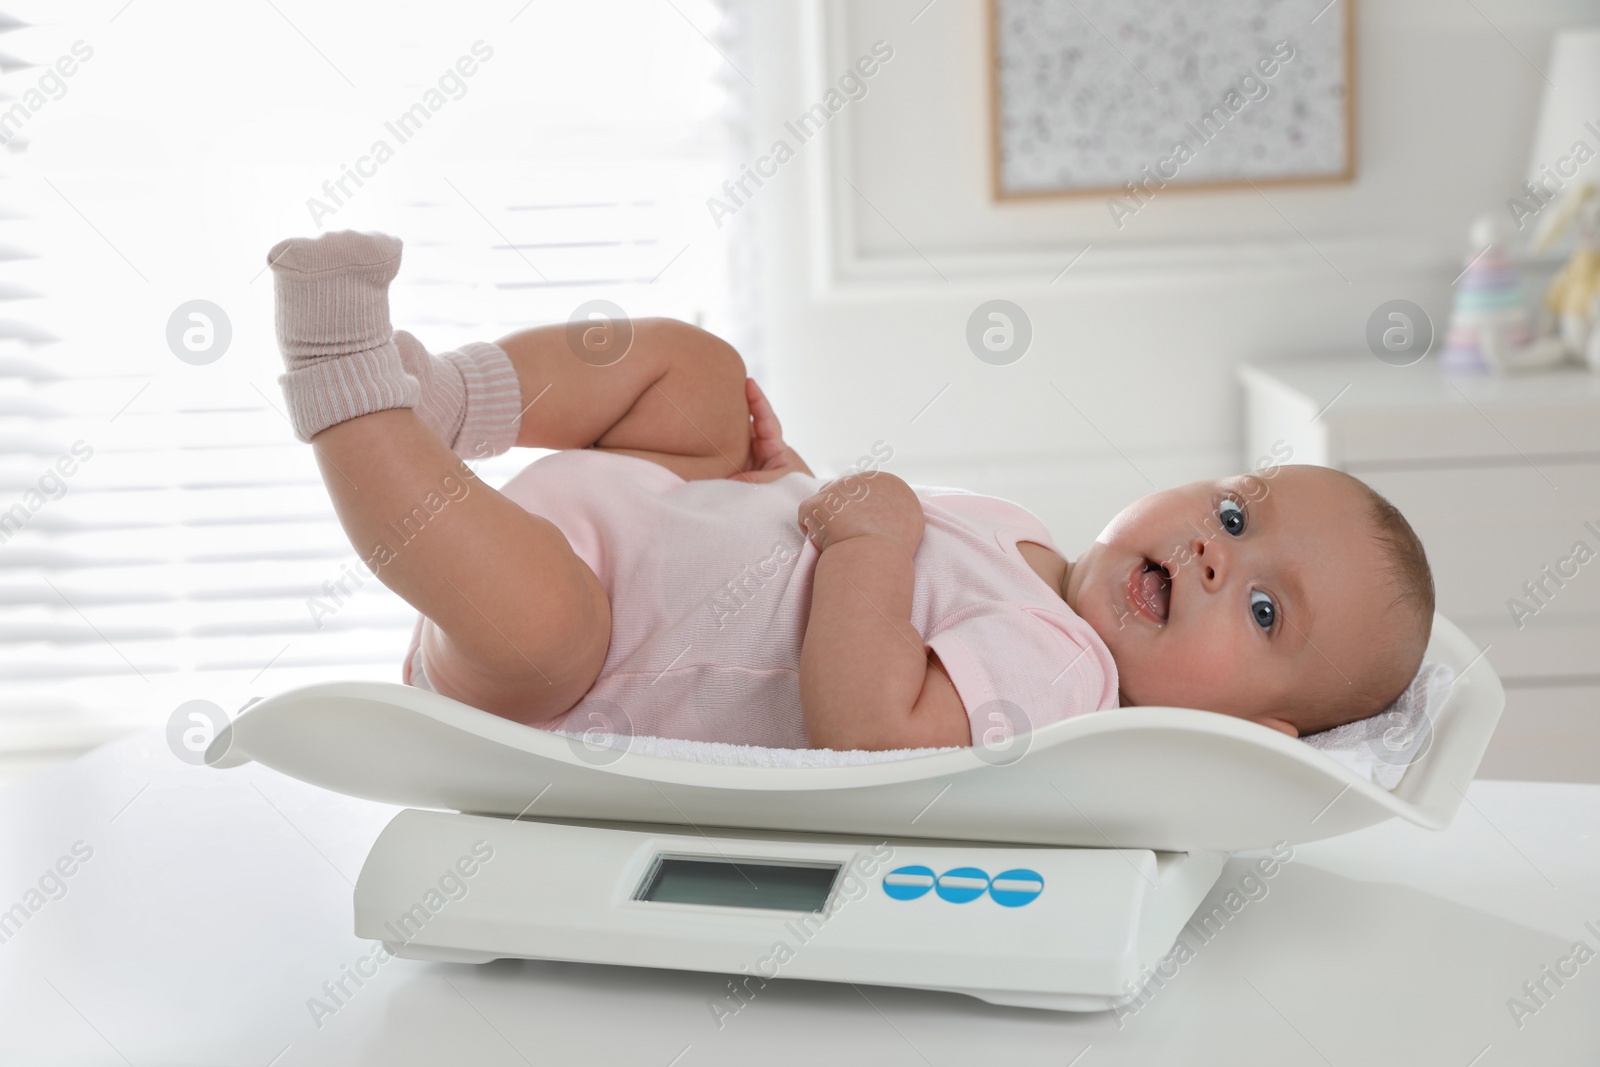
[636,856,840,912]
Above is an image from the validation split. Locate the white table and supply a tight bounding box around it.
[3,731,1598,1066]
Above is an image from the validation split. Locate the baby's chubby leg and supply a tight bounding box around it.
[269,231,610,723]
[494,316,755,482]
[313,410,609,722]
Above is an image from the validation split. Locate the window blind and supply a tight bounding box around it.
[0,0,748,780]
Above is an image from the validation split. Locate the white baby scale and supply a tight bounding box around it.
[208,614,1503,1012]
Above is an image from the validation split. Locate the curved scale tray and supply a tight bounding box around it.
[209,614,1502,852]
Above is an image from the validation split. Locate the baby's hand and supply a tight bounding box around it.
[728,378,814,484]
[798,471,924,556]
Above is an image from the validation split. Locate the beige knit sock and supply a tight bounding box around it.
[268,229,522,456]
[394,330,524,459]
[268,230,419,443]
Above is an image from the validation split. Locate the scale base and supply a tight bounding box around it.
[356,809,1230,1012]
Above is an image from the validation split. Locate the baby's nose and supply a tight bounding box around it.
[1189,535,1227,586]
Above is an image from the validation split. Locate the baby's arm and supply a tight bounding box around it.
[797,474,971,750]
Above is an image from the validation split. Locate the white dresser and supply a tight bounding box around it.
[1239,356,1600,783]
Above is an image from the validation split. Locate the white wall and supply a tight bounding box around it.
[743,0,1597,553]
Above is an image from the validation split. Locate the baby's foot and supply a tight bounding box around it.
[268,229,420,443]
[394,329,525,460]
[395,329,468,447]
[268,230,403,366]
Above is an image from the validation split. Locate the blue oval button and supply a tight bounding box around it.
[935,867,991,903]
[882,864,935,900]
[988,867,1044,907]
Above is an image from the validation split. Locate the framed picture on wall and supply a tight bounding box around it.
[989,0,1355,202]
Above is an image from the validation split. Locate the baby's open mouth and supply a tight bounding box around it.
[1130,558,1171,622]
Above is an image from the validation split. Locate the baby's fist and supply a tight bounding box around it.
[798,470,924,556]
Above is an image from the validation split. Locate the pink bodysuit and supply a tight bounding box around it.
[402,449,1119,747]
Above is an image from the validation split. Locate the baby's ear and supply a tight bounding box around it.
[1256,715,1299,739]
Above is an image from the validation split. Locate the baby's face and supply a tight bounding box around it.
[1063,465,1402,736]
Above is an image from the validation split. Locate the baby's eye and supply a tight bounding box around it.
[1250,590,1276,631]
[1219,498,1246,536]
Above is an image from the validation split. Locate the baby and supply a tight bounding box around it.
[269,230,1435,752]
